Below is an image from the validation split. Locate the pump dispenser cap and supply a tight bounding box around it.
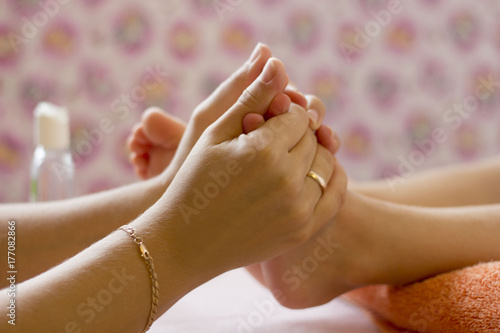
[34,102,70,150]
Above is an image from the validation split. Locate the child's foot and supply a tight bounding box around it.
[242,93,341,155]
[244,96,344,293]
[128,43,312,179]
[128,43,275,179]
[128,108,186,179]
[259,191,389,309]
[128,91,293,180]
[127,90,322,180]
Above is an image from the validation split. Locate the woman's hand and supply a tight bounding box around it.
[154,58,344,281]
[127,43,273,181]
[162,44,276,181]
[128,44,331,185]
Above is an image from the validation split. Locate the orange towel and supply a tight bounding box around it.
[344,262,500,333]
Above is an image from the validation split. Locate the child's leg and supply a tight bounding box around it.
[261,190,500,309]
[128,109,186,179]
[350,156,500,207]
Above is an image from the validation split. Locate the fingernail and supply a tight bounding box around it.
[247,43,262,64]
[308,109,319,124]
[260,59,276,83]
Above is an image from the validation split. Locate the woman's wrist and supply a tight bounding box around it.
[129,208,208,314]
[145,166,176,205]
[157,166,176,192]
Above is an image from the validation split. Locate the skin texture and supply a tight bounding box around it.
[0,51,347,332]
[128,64,500,309]
[0,43,278,287]
[3,42,500,333]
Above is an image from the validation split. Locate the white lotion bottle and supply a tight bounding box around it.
[30,102,75,202]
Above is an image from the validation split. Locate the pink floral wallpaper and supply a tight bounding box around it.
[1,0,500,202]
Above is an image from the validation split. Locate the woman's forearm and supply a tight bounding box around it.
[0,174,171,287]
[0,208,204,333]
[350,155,500,207]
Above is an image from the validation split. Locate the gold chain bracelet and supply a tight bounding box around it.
[119,225,159,332]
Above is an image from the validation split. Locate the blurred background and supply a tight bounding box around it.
[1,0,500,202]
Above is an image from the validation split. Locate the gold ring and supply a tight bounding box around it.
[307,171,327,194]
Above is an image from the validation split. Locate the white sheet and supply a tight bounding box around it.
[150,268,379,333]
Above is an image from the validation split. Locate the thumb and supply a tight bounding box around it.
[209,58,289,142]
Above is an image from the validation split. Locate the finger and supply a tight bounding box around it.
[242,113,265,134]
[287,128,318,178]
[305,94,327,131]
[243,92,292,134]
[210,58,290,142]
[307,159,348,236]
[200,43,273,121]
[284,88,308,109]
[248,103,309,152]
[265,93,291,119]
[316,125,341,155]
[168,43,272,170]
[298,145,335,212]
